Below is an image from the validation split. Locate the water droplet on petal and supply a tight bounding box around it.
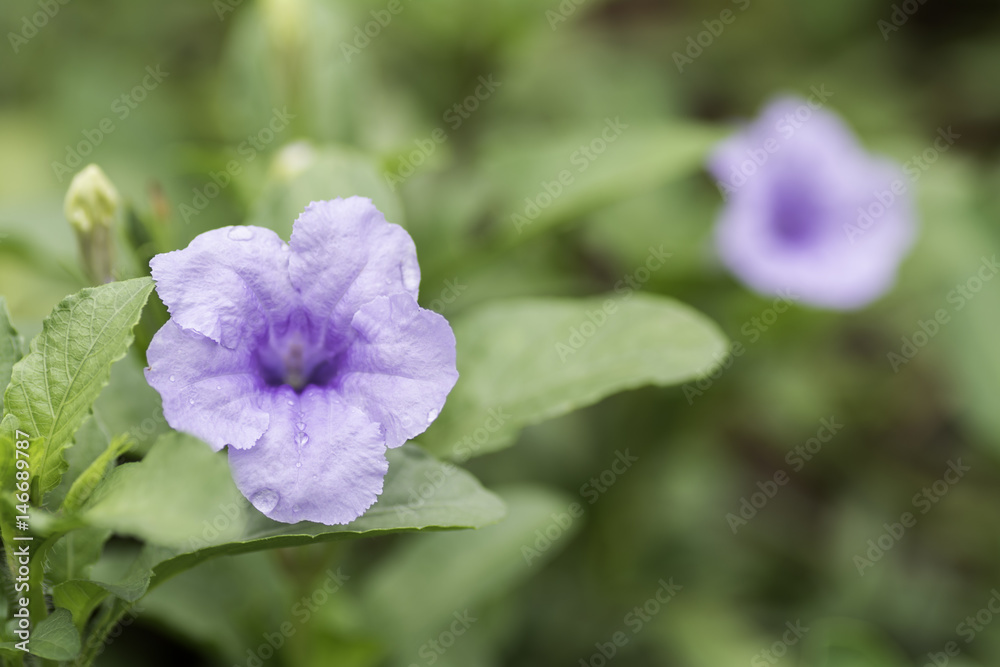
[169,375,175,382]
[427,408,440,423]
[295,432,309,446]
[250,488,279,513]
[400,263,419,292]
[292,505,300,513]
[189,398,195,405]
[295,462,301,468]
[216,385,222,390]
[227,227,254,241]
[296,422,305,431]
[287,399,294,406]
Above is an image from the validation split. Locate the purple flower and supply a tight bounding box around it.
[709,97,915,309]
[144,198,458,525]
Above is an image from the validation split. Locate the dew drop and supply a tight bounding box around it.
[296,422,306,431]
[427,408,440,423]
[292,505,300,513]
[295,432,309,446]
[400,263,419,292]
[169,375,176,382]
[295,462,301,468]
[250,488,279,513]
[227,226,254,241]
[188,398,195,405]
[287,399,295,406]
[216,385,222,390]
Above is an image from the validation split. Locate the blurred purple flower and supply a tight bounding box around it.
[145,197,458,525]
[709,96,915,309]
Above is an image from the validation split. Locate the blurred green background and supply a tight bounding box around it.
[3,0,1000,665]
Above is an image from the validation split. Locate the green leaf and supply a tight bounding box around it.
[46,413,110,509]
[0,296,23,415]
[62,434,133,513]
[2,277,154,502]
[46,527,112,584]
[28,608,81,661]
[482,121,722,243]
[139,442,505,586]
[52,580,109,629]
[422,293,728,458]
[246,147,405,239]
[82,432,245,550]
[363,486,578,659]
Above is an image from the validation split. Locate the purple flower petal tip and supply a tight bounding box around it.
[710,96,916,310]
[145,197,458,526]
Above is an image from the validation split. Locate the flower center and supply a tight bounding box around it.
[253,318,342,393]
[770,182,824,249]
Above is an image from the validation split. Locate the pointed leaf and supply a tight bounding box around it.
[422,293,728,458]
[2,278,154,501]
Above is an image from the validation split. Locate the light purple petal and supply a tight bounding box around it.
[228,386,388,525]
[710,96,916,309]
[288,198,420,337]
[150,226,298,349]
[336,294,459,448]
[145,321,269,451]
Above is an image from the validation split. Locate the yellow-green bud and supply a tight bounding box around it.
[64,164,120,284]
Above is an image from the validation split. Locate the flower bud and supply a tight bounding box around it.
[64,164,120,284]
